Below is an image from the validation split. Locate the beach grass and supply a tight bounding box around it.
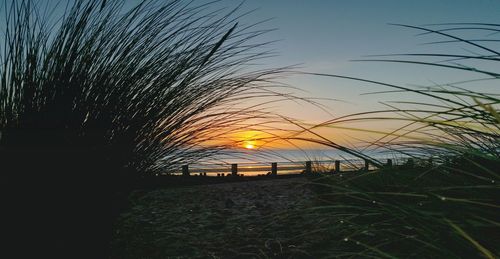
[303,165,498,258]
[300,23,499,258]
[0,0,304,257]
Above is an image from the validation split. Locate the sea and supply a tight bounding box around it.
[181,149,405,176]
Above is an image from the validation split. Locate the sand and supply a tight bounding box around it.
[110,177,318,258]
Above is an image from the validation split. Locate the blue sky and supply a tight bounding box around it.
[225,0,500,122]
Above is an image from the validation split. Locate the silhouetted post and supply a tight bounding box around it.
[305,161,312,174]
[270,162,278,176]
[182,165,189,176]
[364,159,369,171]
[231,164,238,176]
[335,160,340,173]
[386,159,393,167]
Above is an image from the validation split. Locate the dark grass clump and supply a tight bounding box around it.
[304,167,498,258]
[0,0,294,257]
[300,23,499,258]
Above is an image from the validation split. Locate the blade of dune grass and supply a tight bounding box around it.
[446,219,495,259]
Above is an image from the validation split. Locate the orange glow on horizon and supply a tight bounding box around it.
[200,121,402,150]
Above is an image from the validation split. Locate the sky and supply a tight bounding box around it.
[225,0,500,120]
[2,0,499,149]
[180,0,499,150]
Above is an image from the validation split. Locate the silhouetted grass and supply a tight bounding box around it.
[299,23,499,258]
[0,1,303,257]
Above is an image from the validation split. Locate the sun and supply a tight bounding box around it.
[234,130,263,149]
[244,143,255,149]
[243,140,256,149]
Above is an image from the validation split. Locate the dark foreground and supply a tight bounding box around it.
[110,177,318,258]
[110,168,499,259]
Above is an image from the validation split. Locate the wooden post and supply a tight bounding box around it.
[305,161,312,174]
[182,165,189,176]
[386,159,393,167]
[335,160,340,173]
[231,163,238,176]
[364,159,369,171]
[271,162,277,176]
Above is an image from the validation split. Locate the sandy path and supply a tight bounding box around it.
[110,177,317,258]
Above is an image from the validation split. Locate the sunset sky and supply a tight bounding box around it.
[233,0,500,118]
[215,0,500,149]
[3,0,498,149]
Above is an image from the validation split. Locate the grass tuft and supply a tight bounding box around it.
[302,23,499,257]
[0,0,302,257]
